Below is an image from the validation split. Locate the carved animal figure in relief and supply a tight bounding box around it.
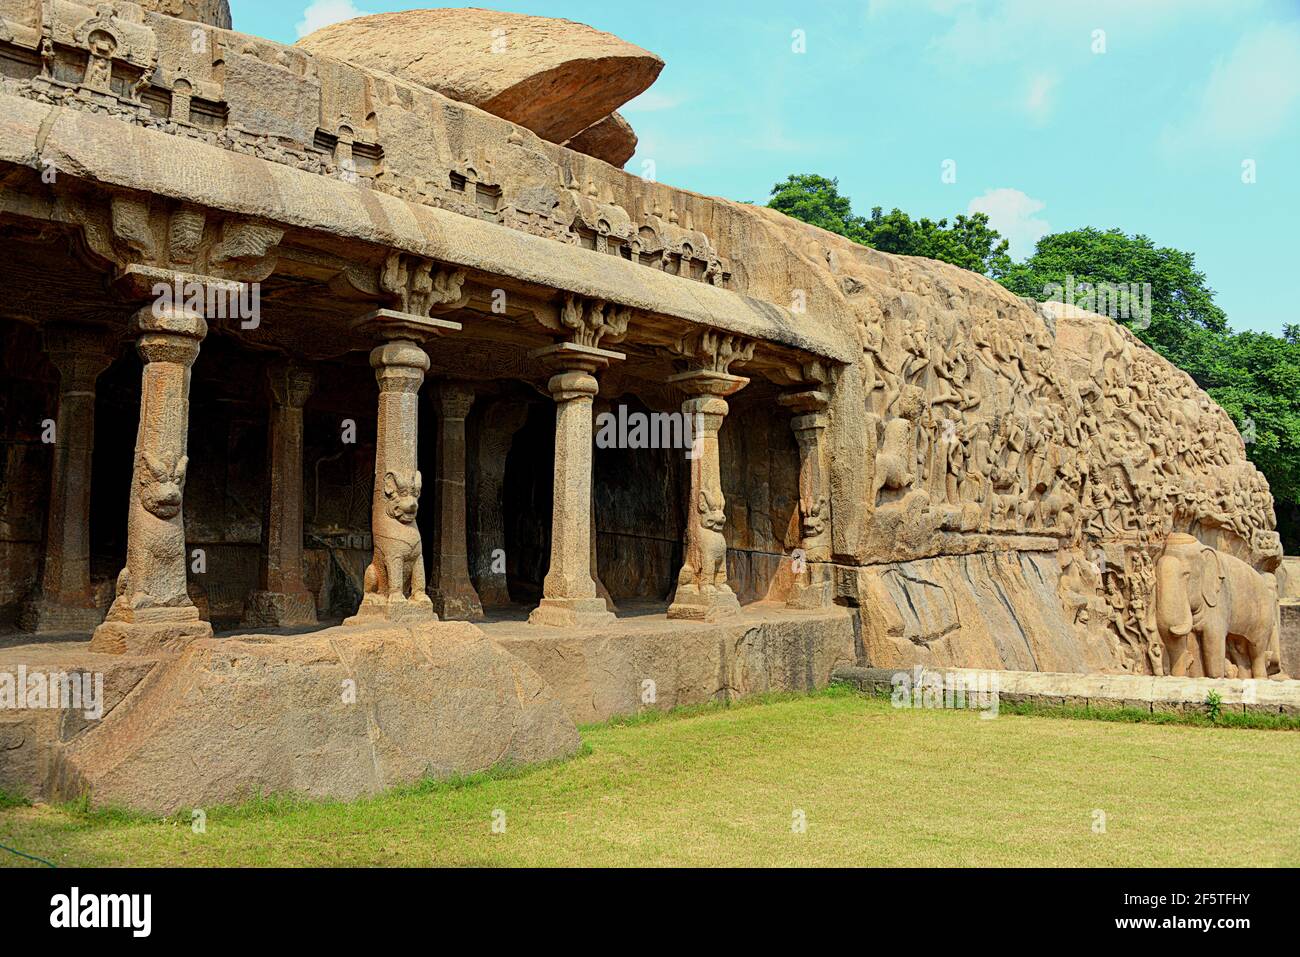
[364,470,430,604]
[113,452,190,612]
[683,487,729,591]
[1153,533,1280,679]
[140,451,188,520]
[872,417,916,505]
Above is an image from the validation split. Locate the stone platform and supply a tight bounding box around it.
[0,622,579,814]
[484,601,859,724]
[0,603,857,811]
[834,666,1300,715]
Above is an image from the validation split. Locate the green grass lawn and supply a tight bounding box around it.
[2,686,1298,867]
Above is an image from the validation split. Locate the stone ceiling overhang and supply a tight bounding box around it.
[0,92,854,366]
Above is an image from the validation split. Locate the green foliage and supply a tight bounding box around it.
[998,227,1228,369]
[1206,690,1223,722]
[767,174,1011,276]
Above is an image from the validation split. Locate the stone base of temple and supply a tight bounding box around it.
[666,585,742,621]
[0,622,578,814]
[19,598,104,634]
[343,594,437,626]
[89,616,214,656]
[492,603,859,724]
[428,583,485,621]
[527,597,617,628]
[241,590,318,629]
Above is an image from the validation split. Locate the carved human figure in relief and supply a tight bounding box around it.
[363,470,431,606]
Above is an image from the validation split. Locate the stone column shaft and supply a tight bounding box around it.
[243,361,316,628]
[23,326,114,632]
[528,367,615,626]
[429,380,483,620]
[91,305,211,655]
[780,388,833,609]
[526,339,623,628]
[346,337,436,625]
[667,369,748,621]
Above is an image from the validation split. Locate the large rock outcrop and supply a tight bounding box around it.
[3,624,579,813]
[296,7,662,162]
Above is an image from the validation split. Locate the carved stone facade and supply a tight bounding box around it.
[0,2,1291,812]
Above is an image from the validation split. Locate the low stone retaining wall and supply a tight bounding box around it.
[832,666,1300,715]
[490,605,859,725]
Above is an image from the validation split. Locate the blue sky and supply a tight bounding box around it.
[233,0,1300,336]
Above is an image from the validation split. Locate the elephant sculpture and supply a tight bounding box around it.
[1153,533,1280,679]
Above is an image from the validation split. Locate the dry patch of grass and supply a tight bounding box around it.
[2,687,1297,867]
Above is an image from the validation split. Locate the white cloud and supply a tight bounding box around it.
[296,0,363,39]
[1162,22,1300,150]
[1025,72,1058,123]
[967,188,1050,260]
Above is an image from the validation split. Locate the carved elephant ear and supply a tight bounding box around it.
[383,471,399,498]
[1199,547,1224,608]
[412,470,422,498]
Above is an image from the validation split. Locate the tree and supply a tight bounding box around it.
[998,228,1228,373]
[767,174,861,240]
[766,174,1011,277]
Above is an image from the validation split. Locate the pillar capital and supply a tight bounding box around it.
[267,360,315,409]
[370,338,430,396]
[668,368,750,399]
[132,304,206,367]
[433,379,476,419]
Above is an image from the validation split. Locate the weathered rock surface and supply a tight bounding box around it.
[14,623,579,813]
[136,0,231,28]
[850,552,1119,673]
[296,8,663,144]
[491,606,858,724]
[562,112,637,167]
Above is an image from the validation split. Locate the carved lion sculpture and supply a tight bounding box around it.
[363,470,430,605]
[140,451,187,519]
[688,487,729,591]
[1153,533,1280,678]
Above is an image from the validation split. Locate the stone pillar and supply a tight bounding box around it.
[91,305,211,655]
[528,344,620,627]
[428,380,484,620]
[474,401,527,607]
[21,324,115,633]
[345,337,437,625]
[666,369,749,620]
[242,360,316,628]
[590,396,617,613]
[779,388,833,609]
